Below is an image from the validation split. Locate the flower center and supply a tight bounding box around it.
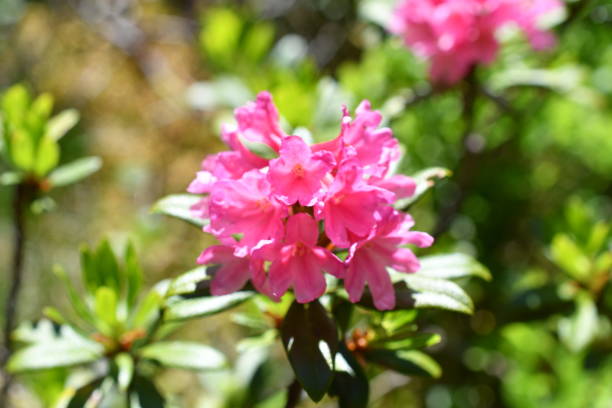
[293,242,307,256]
[292,164,305,178]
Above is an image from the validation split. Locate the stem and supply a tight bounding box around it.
[284,378,302,408]
[432,70,479,237]
[0,183,31,406]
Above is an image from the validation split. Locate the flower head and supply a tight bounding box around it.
[189,92,432,310]
[390,0,563,84]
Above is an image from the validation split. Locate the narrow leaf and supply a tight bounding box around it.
[393,273,474,314]
[163,291,253,321]
[140,341,226,371]
[151,194,207,228]
[115,353,134,392]
[129,376,165,408]
[48,156,102,188]
[47,108,79,141]
[125,242,143,309]
[8,340,103,372]
[363,349,441,378]
[166,266,209,296]
[395,167,451,209]
[34,136,60,176]
[417,254,491,281]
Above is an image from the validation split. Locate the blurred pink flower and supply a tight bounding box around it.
[189,92,433,310]
[390,0,562,84]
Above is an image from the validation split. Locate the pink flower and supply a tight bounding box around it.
[390,0,563,84]
[235,91,287,152]
[189,93,434,310]
[313,102,400,179]
[267,214,344,303]
[345,210,434,310]
[198,244,271,296]
[268,136,335,206]
[320,160,394,247]
[208,170,287,254]
[198,245,252,295]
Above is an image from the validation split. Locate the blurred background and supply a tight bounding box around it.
[0,0,611,407]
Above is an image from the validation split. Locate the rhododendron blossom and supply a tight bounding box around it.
[190,91,433,310]
[390,0,563,84]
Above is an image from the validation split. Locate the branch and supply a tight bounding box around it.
[432,70,479,237]
[0,183,32,406]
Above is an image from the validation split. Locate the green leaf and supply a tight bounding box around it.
[558,293,599,352]
[586,221,610,256]
[2,84,30,127]
[129,376,165,408]
[332,298,354,335]
[42,306,67,325]
[380,310,418,334]
[47,156,102,188]
[47,108,79,141]
[115,353,134,392]
[95,240,121,293]
[200,8,243,68]
[280,300,338,402]
[163,291,253,321]
[66,377,104,408]
[550,234,591,283]
[34,136,60,176]
[9,128,35,171]
[140,341,226,371]
[329,342,369,408]
[53,265,95,325]
[151,194,207,228]
[373,332,442,350]
[166,266,208,296]
[395,167,451,209]
[130,290,163,330]
[363,349,441,378]
[124,242,143,309]
[0,171,23,186]
[8,335,103,372]
[26,93,53,145]
[417,254,491,281]
[94,287,118,334]
[243,22,275,63]
[392,273,474,314]
[80,245,99,295]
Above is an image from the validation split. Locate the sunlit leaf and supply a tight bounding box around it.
[47,108,79,141]
[140,341,226,371]
[8,335,103,372]
[48,156,102,188]
[363,349,441,378]
[163,291,253,321]
[391,273,474,314]
[151,194,207,228]
[417,254,491,281]
[395,167,451,209]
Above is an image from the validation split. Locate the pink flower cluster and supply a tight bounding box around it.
[189,92,433,310]
[390,0,562,84]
